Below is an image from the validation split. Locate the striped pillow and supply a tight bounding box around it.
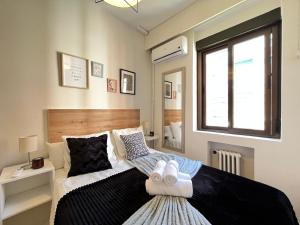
[120,132,149,160]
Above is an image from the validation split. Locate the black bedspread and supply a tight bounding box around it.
[189,166,298,225]
[55,166,299,225]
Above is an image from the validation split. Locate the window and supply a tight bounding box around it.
[197,12,281,138]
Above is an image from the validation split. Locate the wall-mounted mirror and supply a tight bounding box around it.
[162,67,185,152]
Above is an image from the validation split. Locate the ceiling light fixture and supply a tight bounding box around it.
[95,0,141,13]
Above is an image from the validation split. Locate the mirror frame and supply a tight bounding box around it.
[162,67,186,153]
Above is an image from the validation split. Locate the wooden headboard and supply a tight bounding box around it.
[164,109,182,126]
[47,109,140,143]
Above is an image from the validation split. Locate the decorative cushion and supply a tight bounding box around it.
[66,135,112,177]
[62,131,117,173]
[112,126,144,159]
[120,132,149,161]
[46,142,64,169]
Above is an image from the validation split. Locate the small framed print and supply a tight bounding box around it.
[120,69,136,95]
[107,78,117,93]
[164,81,172,99]
[91,61,104,78]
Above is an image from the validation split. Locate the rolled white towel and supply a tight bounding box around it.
[163,161,179,185]
[168,160,179,170]
[145,178,193,198]
[178,172,191,180]
[150,160,167,183]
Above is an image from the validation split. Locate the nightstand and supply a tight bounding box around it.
[0,159,54,223]
[144,135,159,148]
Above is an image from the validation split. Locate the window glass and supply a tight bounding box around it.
[205,48,228,127]
[233,35,265,130]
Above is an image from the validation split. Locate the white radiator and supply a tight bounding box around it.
[216,150,242,175]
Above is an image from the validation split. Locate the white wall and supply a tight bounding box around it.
[152,0,300,219]
[145,0,246,49]
[0,0,152,170]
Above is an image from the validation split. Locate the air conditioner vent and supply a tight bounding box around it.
[151,36,188,64]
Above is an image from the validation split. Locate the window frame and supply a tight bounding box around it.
[197,23,281,138]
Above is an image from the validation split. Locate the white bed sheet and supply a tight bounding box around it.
[50,148,160,225]
[50,168,67,225]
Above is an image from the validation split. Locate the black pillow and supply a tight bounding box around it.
[66,134,112,177]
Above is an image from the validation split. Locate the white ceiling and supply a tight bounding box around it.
[98,0,198,33]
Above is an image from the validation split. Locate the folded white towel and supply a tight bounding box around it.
[150,160,167,183]
[178,172,191,180]
[145,178,193,198]
[163,160,180,185]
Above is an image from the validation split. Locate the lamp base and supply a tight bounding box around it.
[20,163,31,170]
[20,152,32,170]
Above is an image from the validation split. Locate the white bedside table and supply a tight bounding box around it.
[0,159,54,223]
[144,135,159,148]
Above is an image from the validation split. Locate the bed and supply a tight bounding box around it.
[164,124,182,149]
[47,109,299,225]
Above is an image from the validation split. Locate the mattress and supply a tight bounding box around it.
[50,168,67,225]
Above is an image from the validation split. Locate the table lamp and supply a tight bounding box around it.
[19,135,38,169]
[143,121,150,136]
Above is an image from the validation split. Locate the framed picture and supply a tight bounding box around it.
[107,78,117,93]
[91,61,104,78]
[60,52,88,89]
[120,69,136,95]
[164,81,172,99]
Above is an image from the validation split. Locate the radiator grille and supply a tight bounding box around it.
[216,150,242,175]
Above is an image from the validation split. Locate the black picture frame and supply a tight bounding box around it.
[164,81,172,99]
[120,69,136,95]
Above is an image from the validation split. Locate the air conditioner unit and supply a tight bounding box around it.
[151,36,188,64]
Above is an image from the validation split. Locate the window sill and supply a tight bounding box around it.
[193,129,282,143]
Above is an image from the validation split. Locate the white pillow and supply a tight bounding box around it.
[46,142,64,169]
[112,126,144,158]
[164,126,174,140]
[62,131,117,172]
[170,122,182,142]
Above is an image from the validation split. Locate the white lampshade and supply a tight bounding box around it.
[19,135,38,153]
[142,121,150,136]
[143,121,150,129]
[104,0,142,8]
